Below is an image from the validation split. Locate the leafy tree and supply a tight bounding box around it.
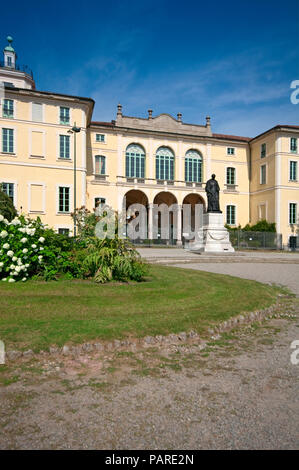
[0,187,17,221]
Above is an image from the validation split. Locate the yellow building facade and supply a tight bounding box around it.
[0,37,298,247]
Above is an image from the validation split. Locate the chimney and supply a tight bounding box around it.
[117,103,123,117]
[206,116,211,129]
[177,112,182,122]
[148,109,153,119]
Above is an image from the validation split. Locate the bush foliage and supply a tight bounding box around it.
[0,188,17,222]
[0,206,147,283]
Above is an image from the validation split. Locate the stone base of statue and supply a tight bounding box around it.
[191,212,235,253]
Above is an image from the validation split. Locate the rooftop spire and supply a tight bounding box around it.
[4,36,15,53]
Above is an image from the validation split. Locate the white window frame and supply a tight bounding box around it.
[1,125,17,154]
[58,105,72,126]
[95,133,106,144]
[226,147,236,156]
[94,154,107,175]
[94,197,106,208]
[290,137,298,154]
[260,142,266,158]
[2,98,14,119]
[55,224,72,236]
[288,201,298,226]
[56,184,73,215]
[1,179,18,208]
[260,163,267,184]
[57,133,72,161]
[225,165,237,185]
[289,160,298,182]
[225,204,237,226]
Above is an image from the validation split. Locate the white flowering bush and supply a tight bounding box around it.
[0,214,46,283]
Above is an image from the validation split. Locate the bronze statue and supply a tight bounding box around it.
[205,174,221,213]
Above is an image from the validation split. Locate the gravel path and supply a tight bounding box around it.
[0,298,298,450]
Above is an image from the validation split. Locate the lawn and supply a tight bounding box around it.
[0,265,285,352]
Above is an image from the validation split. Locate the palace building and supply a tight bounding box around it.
[0,37,298,246]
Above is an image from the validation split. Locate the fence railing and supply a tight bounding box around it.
[227,230,282,250]
[0,61,33,79]
[130,230,283,250]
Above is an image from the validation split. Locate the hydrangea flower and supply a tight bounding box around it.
[22,248,28,254]
[21,237,28,243]
[0,230,8,238]
[3,243,9,249]
[7,251,14,257]
[38,237,45,243]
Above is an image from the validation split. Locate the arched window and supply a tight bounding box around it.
[226,205,236,225]
[126,144,145,178]
[95,155,106,175]
[156,147,174,181]
[185,149,203,183]
[226,167,236,185]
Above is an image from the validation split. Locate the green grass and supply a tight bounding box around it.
[0,265,285,352]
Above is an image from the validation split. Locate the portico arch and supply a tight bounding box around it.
[123,189,149,240]
[153,192,178,243]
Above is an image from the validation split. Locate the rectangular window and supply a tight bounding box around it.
[96,134,105,142]
[59,135,70,159]
[226,167,235,185]
[289,203,297,225]
[261,143,266,158]
[2,128,14,153]
[58,228,70,236]
[95,155,106,174]
[290,161,297,181]
[2,99,14,118]
[1,182,14,204]
[58,187,70,213]
[227,147,235,155]
[7,56,12,67]
[290,137,297,153]
[32,102,43,122]
[226,205,236,225]
[260,164,266,184]
[95,197,106,208]
[60,107,70,125]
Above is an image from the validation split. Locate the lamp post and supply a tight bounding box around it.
[68,123,81,237]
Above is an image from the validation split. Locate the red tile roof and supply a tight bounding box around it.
[212,133,251,142]
[90,121,115,127]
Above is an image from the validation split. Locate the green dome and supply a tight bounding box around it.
[4,36,15,53]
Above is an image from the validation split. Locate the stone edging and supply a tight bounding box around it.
[5,294,296,362]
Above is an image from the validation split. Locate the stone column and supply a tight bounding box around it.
[148,203,153,240]
[176,204,182,246]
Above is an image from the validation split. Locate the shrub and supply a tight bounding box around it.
[76,237,147,283]
[0,215,47,283]
[0,188,17,222]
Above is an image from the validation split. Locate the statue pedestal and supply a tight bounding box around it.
[191,212,235,253]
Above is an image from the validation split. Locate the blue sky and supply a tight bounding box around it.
[2,0,299,136]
